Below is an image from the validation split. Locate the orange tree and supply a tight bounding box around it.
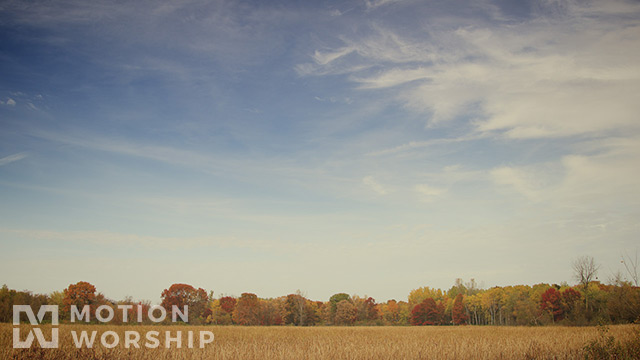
[160,283,209,323]
[62,281,96,319]
[232,293,261,325]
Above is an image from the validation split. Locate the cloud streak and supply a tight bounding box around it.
[0,153,28,166]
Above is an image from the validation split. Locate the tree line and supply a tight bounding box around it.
[2,256,639,326]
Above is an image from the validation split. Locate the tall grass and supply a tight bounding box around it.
[2,324,638,359]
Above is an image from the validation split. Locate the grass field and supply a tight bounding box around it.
[2,324,639,359]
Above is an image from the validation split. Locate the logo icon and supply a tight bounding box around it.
[13,305,59,348]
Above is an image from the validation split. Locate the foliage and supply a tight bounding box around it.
[1,285,50,323]
[334,300,357,325]
[233,293,261,325]
[3,269,640,328]
[160,283,210,324]
[62,281,97,318]
[452,294,468,325]
[408,287,445,308]
[219,296,237,314]
[541,287,564,322]
[410,298,444,325]
[328,293,351,324]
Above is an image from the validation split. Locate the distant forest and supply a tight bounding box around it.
[3,256,639,326]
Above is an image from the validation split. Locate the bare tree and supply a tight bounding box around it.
[573,256,600,314]
[573,256,600,289]
[621,250,639,287]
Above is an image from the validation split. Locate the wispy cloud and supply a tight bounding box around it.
[0,152,27,166]
[300,1,640,138]
[362,175,388,195]
[414,183,447,202]
[367,135,485,156]
[313,47,355,65]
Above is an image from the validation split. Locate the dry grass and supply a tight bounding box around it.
[1,324,638,359]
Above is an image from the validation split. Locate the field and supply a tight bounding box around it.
[1,324,638,359]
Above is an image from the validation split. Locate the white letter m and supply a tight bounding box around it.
[13,305,59,348]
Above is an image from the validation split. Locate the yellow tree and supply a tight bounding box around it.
[408,287,445,308]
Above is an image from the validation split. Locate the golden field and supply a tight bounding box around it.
[1,324,638,359]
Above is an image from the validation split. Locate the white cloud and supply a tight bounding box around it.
[415,183,447,202]
[6,98,16,106]
[0,152,27,166]
[490,135,640,207]
[313,47,354,65]
[301,1,640,138]
[363,175,388,195]
[352,67,431,89]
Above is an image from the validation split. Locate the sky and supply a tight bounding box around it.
[0,0,639,303]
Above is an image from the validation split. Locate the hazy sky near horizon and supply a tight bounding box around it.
[0,0,639,303]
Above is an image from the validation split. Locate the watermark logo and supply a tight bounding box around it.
[12,305,214,349]
[13,305,59,348]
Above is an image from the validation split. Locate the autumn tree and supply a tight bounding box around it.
[258,298,283,325]
[410,298,444,325]
[380,299,400,325]
[607,281,640,323]
[482,287,506,325]
[452,294,468,325]
[284,292,310,326]
[160,283,210,323]
[561,287,581,321]
[0,285,12,322]
[62,281,96,318]
[49,291,64,308]
[306,301,321,326]
[233,293,261,325]
[329,293,350,323]
[334,300,357,325]
[358,297,379,322]
[408,286,445,308]
[1,285,50,323]
[540,287,564,322]
[220,296,237,314]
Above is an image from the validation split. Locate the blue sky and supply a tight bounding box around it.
[1,0,639,303]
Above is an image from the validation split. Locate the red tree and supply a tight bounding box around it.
[410,298,444,325]
[541,287,564,322]
[160,283,209,323]
[219,296,237,314]
[363,297,380,321]
[452,294,468,325]
[561,287,581,316]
